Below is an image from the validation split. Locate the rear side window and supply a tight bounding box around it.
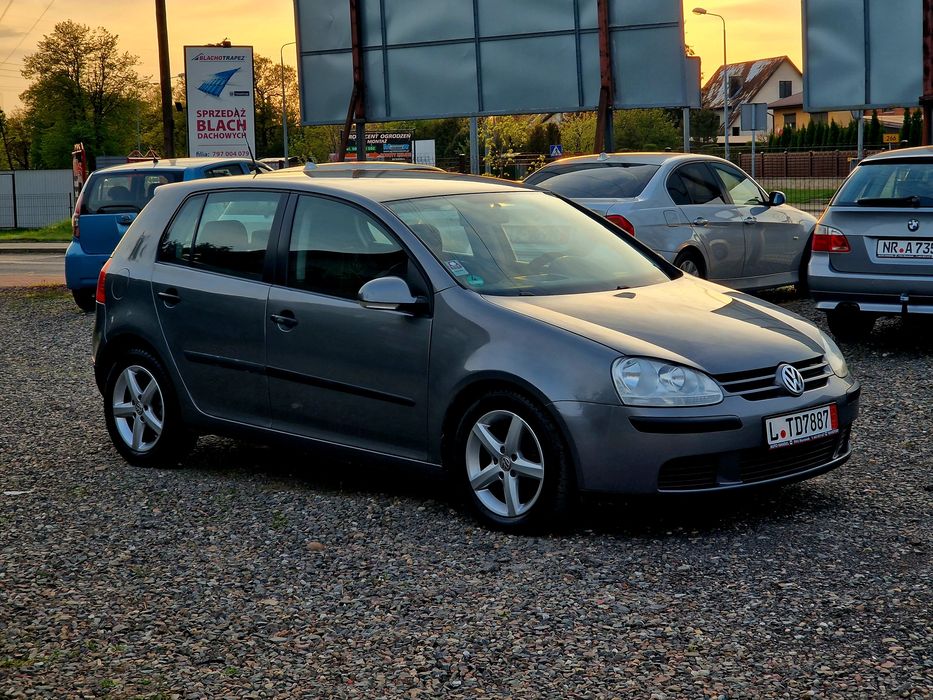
[667,163,725,205]
[205,164,246,178]
[527,164,659,199]
[190,191,284,280]
[82,171,182,214]
[288,195,409,299]
[158,195,206,264]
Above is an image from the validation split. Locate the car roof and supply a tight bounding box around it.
[861,145,933,163]
[158,171,530,203]
[532,152,730,171]
[92,157,252,174]
[276,161,446,174]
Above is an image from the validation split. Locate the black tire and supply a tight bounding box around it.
[826,309,875,342]
[72,288,96,312]
[453,390,575,532]
[103,348,194,467]
[673,250,706,279]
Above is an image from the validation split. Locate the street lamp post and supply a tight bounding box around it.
[280,41,297,166]
[693,8,729,161]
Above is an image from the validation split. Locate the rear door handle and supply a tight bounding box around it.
[157,288,181,306]
[270,311,298,330]
[744,216,758,225]
[118,215,134,225]
[693,217,709,227]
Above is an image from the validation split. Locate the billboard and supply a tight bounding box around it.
[294,0,691,126]
[803,0,922,112]
[341,131,413,161]
[184,46,256,158]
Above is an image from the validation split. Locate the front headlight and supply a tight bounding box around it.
[818,330,849,378]
[612,357,723,407]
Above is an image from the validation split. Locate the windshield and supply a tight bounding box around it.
[525,163,659,199]
[833,161,933,207]
[82,171,183,214]
[387,191,670,296]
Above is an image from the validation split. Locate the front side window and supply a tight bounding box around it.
[711,164,765,205]
[668,163,725,205]
[158,195,206,264]
[83,171,183,214]
[388,191,669,296]
[288,196,409,299]
[190,191,283,279]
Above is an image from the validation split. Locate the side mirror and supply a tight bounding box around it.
[358,276,428,314]
[768,191,787,207]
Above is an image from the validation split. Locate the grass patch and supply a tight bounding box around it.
[0,219,72,243]
[780,188,838,205]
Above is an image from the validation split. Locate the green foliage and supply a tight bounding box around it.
[690,109,720,144]
[900,108,912,144]
[613,109,680,151]
[909,109,924,147]
[560,112,597,154]
[0,219,72,241]
[867,110,882,146]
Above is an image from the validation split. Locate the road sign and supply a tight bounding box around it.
[740,103,768,132]
[883,133,900,144]
[549,145,563,157]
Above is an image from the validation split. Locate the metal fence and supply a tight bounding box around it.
[0,170,75,229]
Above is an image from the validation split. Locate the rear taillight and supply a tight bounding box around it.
[72,192,82,239]
[606,214,636,237]
[95,258,112,305]
[812,224,850,253]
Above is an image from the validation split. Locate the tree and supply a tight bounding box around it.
[900,108,912,144]
[866,110,882,145]
[20,21,147,167]
[690,109,720,144]
[909,109,924,147]
[613,109,680,151]
[560,112,597,153]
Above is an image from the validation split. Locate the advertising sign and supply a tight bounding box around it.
[184,46,256,158]
[740,103,769,132]
[341,131,413,162]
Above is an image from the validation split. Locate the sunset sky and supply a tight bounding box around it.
[0,0,804,112]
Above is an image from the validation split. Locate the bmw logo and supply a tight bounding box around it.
[776,364,805,396]
[908,219,920,232]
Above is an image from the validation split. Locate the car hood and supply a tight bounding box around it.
[484,277,825,375]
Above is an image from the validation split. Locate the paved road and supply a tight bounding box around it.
[0,253,65,287]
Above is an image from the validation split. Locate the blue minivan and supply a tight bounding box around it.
[66,158,262,310]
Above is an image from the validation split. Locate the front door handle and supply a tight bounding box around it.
[744,216,758,225]
[157,288,181,306]
[270,310,298,330]
[693,217,709,227]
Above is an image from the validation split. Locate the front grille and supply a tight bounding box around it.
[714,355,833,401]
[658,428,851,492]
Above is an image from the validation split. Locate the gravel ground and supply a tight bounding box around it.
[0,285,930,699]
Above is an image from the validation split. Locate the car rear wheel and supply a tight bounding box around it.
[826,309,875,342]
[454,390,574,531]
[674,250,705,278]
[103,348,194,467]
[72,289,96,312]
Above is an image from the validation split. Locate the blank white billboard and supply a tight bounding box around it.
[803,0,922,112]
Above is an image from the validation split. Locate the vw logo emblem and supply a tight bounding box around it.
[777,364,805,396]
[908,219,920,232]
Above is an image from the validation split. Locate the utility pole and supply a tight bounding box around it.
[155,0,175,158]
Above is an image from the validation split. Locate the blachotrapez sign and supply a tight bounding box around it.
[184,46,257,158]
[803,0,922,111]
[293,0,692,125]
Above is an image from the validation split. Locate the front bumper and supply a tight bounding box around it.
[809,254,933,315]
[551,376,860,494]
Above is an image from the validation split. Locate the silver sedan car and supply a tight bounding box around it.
[809,146,933,340]
[524,153,817,292]
[93,174,858,531]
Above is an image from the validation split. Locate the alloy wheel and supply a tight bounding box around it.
[111,365,164,453]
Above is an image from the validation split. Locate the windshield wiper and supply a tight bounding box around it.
[856,196,922,208]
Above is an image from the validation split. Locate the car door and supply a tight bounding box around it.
[667,162,746,280]
[150,189,287,426]
[709,162,800,279]
[265,194,432,460]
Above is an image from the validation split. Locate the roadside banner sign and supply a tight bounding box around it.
[549,145,564,157]
[184,46,256,158]
[341,131,414,162]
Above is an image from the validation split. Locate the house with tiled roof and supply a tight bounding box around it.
[769,91,856,133]
[701,56,802,143]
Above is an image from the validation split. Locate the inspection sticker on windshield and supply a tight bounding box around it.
[766,404,838,449]
[446,260,470,276]
[877,239,933,259]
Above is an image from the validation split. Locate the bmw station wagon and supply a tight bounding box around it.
[809,146,933,340]
[92,173,860,530]
[66,157,260,311]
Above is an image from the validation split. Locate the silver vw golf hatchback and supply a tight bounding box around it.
[93,172,860,531]
[809,146,933,339]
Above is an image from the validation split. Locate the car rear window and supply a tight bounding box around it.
[82,171,183,214]
[525,163,659,199]
[833,161,933,207]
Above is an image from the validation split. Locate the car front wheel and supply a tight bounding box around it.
[455,390,574,531]
[103,348,194,466]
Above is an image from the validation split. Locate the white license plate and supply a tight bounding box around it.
[876,239,933,259]
[766,404,838,449]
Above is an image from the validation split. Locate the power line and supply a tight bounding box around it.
[0,0,15,24]
[0,0,55,66]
